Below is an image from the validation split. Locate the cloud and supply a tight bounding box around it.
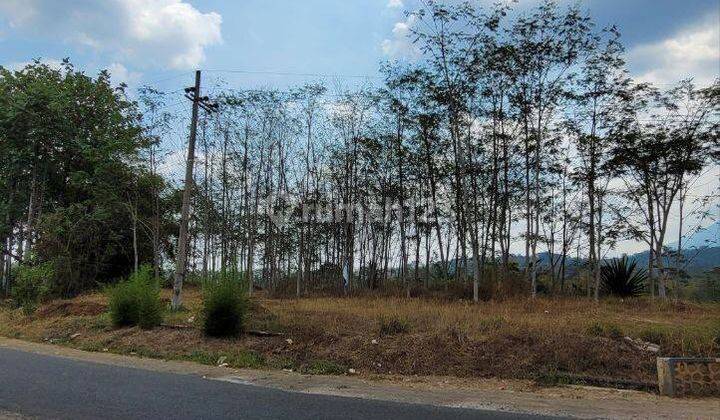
[387,0,404,8]
[380,14,420,59]
[106,62,141,87]
[627,17,720,86]
[0,0,222,70]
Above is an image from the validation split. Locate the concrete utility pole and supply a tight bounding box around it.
[172,70,218,310]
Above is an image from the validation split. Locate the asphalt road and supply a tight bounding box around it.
[0,347,558,419]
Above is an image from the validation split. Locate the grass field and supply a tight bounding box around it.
[1,289,719,390]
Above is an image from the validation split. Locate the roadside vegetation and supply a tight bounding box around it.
[1,0,719,396]
[1,289,718,390]
[107,266,163,330]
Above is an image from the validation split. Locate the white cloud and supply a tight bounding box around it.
[628,18,720,86]
[381,14,420,59]
[387,0,404,8]
[0,0,222,70]
[106,62,141,87]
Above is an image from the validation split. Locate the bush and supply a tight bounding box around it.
[107,265,163,329]
[601,257,647,297]
[11,262,54,314]
[202,276,248,337]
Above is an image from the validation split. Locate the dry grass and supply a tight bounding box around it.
[1,289,718,390]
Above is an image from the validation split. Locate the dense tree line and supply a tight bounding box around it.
[164,1,717,301]
[0,60,177,296]
[1,1,718,302]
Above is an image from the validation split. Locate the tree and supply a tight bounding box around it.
[0,60,174,295]
[566,26,630,300]
[613,80,720,298]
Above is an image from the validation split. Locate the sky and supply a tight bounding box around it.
[1,0,718,90]
[0,0,719,255]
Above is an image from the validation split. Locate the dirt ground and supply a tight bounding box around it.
[1,288,719,391]
[1,337,719,419]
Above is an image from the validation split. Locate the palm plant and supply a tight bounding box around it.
[600,257,647,297]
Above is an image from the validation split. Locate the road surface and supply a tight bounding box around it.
[0,347,555,419]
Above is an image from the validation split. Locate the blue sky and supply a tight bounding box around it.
[0,0,718,255]
[1,0,718,92]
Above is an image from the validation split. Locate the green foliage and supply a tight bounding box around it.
[304,360,347,375]
[0,60,176,296]
[378,315,411,336]
[107,265,163,329]
[689,273,720,302]
[11,262,54,314]
[202,276,248,337]
[600,257,647,297]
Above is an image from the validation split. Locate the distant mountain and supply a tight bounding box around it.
[628,247,720,274]
[668,220,720,250]
[444,222,720,276]
[449,247,720,276]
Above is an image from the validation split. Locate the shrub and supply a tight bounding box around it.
[600,257,647,297]
[107,265,163,329]
[378,315,411,336]
[11,262,54,314]
[202,276,248,337]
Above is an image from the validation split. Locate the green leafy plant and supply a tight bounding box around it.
[107,265,163,329]
[11,262,54,314]
[202,276,248,337]
[600,257,647,297]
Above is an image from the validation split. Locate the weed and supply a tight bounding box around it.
[477,316,504,331]
[638,326,669,344]
[268,356,296,370]
[185,350,264,368]
[378,315,411,336]
[304,360,347,375]
[585,322,622,339]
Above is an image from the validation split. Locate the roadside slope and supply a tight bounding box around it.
[1,338,718,419]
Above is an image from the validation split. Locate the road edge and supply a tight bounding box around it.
[1,337,718,419]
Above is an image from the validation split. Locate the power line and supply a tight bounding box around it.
[204,68,383,80]
[138,71,195,86]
